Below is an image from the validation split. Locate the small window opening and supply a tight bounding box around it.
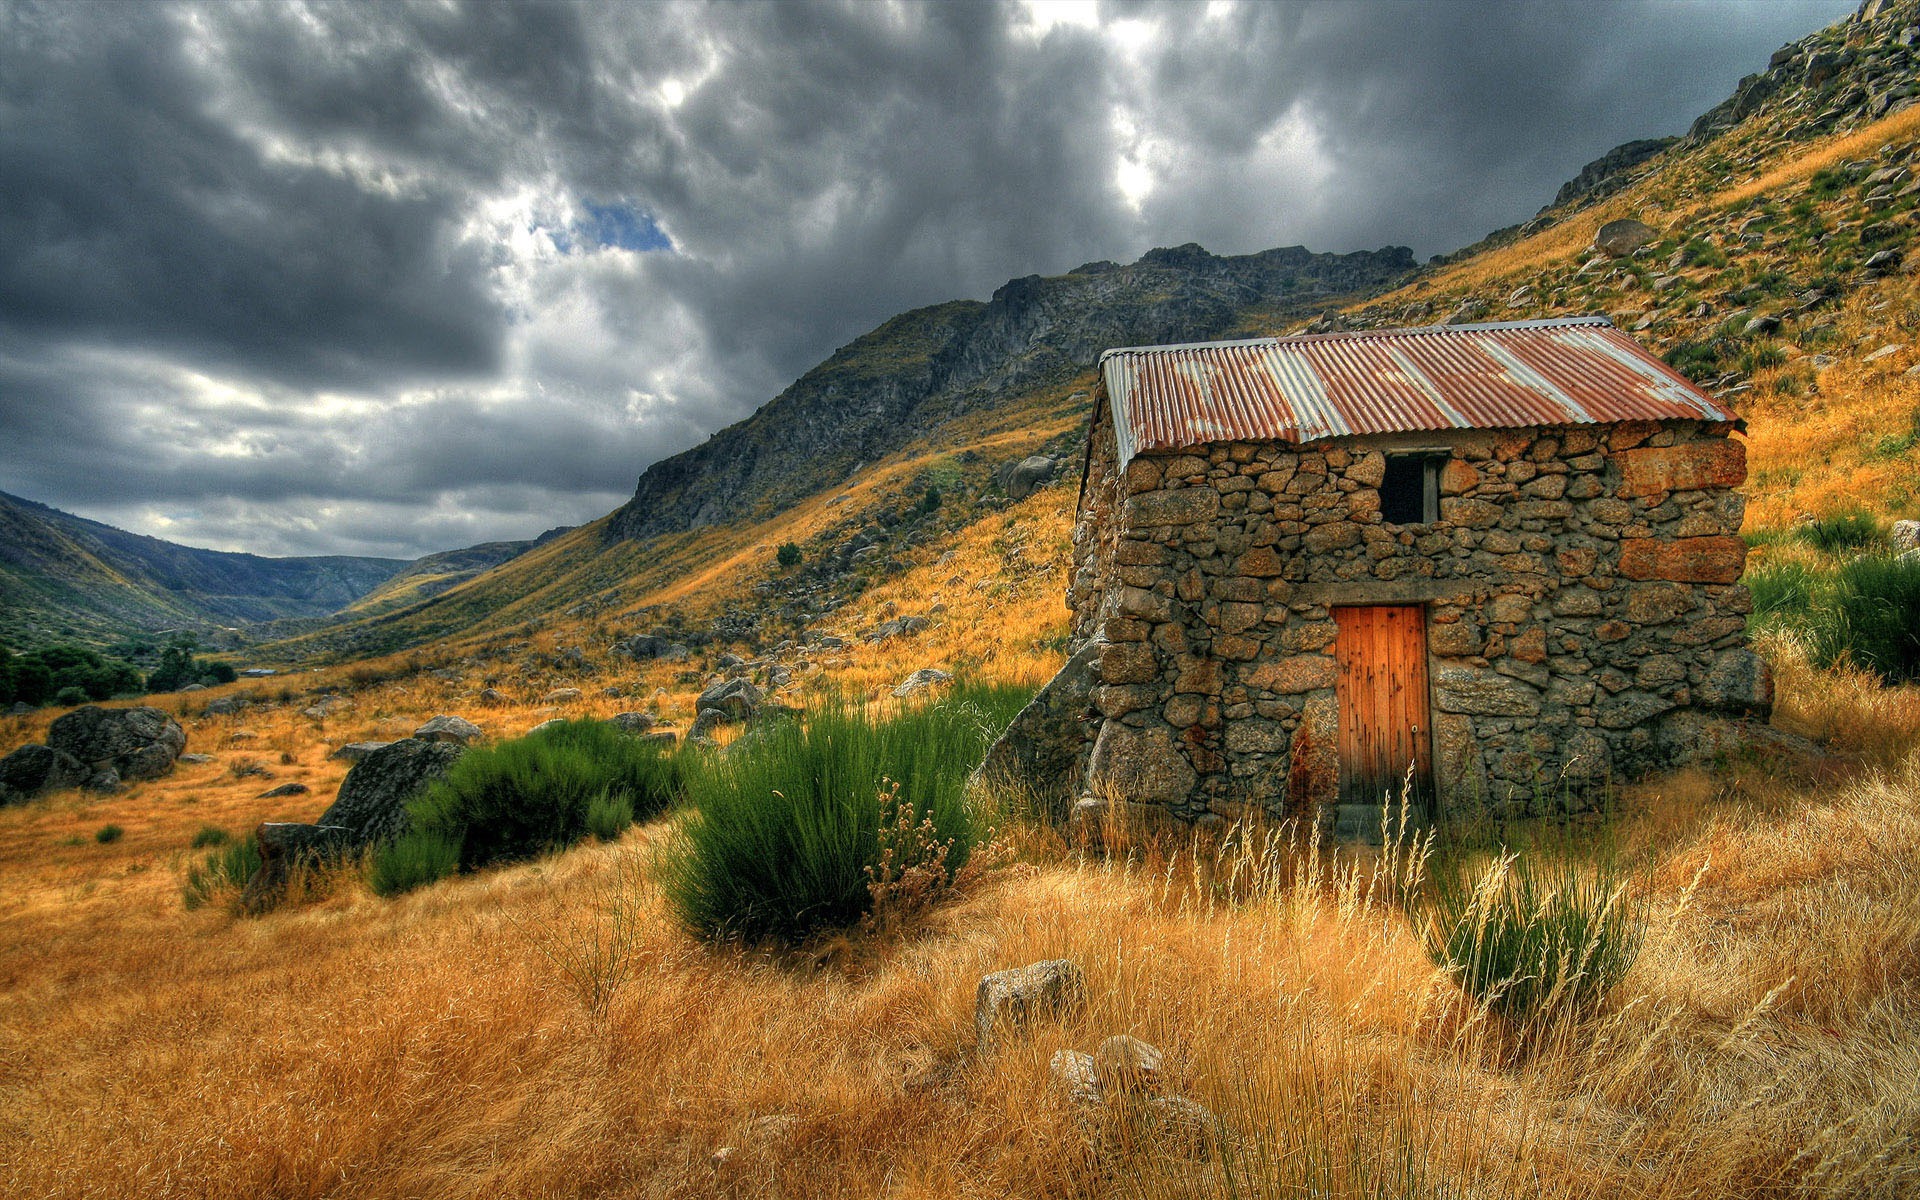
[1380,454,1443,524]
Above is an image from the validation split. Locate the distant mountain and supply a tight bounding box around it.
[337,528,572,619]
[0,490,410,648]
[608,241,1417,540]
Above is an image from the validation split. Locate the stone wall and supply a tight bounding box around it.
[1056,407,1771,833]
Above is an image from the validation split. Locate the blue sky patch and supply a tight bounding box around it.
[575,200,672,253]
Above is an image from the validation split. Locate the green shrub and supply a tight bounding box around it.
[94,824,123,844]
[55,686,89,708]
[659,683,1028,944]
[585,790,635,841]
[1746,557,1818,618]
[1797,509,1881,553]
[369,829,462,897]
[776,541,802,568]
[190,825,231,849]
[1421,853,1643,1023]
[1810,553,1920,683]
[182,834,262,910]
[383,719,682,882]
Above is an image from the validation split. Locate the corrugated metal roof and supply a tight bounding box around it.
[1098,317,1736,469]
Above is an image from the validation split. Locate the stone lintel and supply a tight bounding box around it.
[1292,579,1473,607]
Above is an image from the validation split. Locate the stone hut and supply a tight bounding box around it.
[1000,316,1772,840]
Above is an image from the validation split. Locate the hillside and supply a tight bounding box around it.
[1319,0,1920,535]
[607,242,1417,540]
[0,490,406,649]
[262,243,1415,662]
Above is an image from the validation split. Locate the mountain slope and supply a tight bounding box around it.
[1321,0,1920,533]
[272,0,1920,668]
[608,242,1416,540]
[0,490,407,647]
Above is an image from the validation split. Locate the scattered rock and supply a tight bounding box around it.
[999,455,1057,500]
[1742,314,1782,336]
[479,688,508,706]
[608,711,657,734]
[539,687,583,704]
[1866,248,1904,274]
[695,678,763,722]
[1864,343,1906,363]
[975,959,1085,1054]
[528,718,566,735]
[46,705,186,782]
[241,822,356,913]
[327,741,393,763]
[258,782,310,798]
[1891,519,1920,551]
[315,738,466,847]
[1093,1035,1165,1097]
[892,668,954,698]
[0,744,87,805]
[866,615,930,642]
[204,695,251,716]
[1593,218,1657,257]
[413,715,483,745]
[1051,1050,1103,1105]
[178,753,214,765]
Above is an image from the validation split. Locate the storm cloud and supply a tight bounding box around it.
[0,0,1854,557]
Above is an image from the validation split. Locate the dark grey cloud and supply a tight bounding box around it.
[0,0,1857,558]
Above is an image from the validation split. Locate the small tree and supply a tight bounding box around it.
[918,485,942,516]
[776,542,802,568]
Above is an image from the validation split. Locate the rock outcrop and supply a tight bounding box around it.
[47,706,186,783]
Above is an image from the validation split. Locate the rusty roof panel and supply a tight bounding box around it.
[1100,317,1735,469]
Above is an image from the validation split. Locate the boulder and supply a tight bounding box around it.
[695,678,763,721]
[1051,1050,1103,1105]
[1093,1035,1165,1097]
[1593,218,1657,257]
[539,688,583,704]
[316,737,466,846]
[608,711,657,734]
[0,744,87,805]
[528,718,566,735]
[892,668,954,698]
[999,455,1056,500]
[866,615,931,642]
[1891,519,1920,552]
[46,705,185,781]
[83,768,122,793]
[479,688,508,706]
[204,695,251,716]
[257,782,310,798]
[178,753,214,765]
[975,959,1086,1054]
[687,707,730,744]
[241,822,355,914]
[413,714,483,745]
[327,741,393,763]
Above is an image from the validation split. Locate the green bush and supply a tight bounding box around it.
[55,686,89,708]
[1746,557,1818,618]
[95,824,123,844]
[374,719,682,890]
[659,683,1028,944]
[1811,554,1920,683]
[369,829,462,897]
[190,825,231,849]
[776,541,802,568]
[1421,853,1643,1023]
[585,790,635,841]
[182,834,262,910]
[1797,509,1881,553]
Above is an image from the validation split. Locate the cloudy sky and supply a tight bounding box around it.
[0,0,1855,560]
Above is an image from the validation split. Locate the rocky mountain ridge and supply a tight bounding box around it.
[607,242,1417,541]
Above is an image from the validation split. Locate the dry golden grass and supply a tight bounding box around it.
[4,643,1918,1198]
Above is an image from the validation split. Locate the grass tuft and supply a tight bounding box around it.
[657,683,1027,945]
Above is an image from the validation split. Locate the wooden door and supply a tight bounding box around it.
[1332,606,1434,839]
